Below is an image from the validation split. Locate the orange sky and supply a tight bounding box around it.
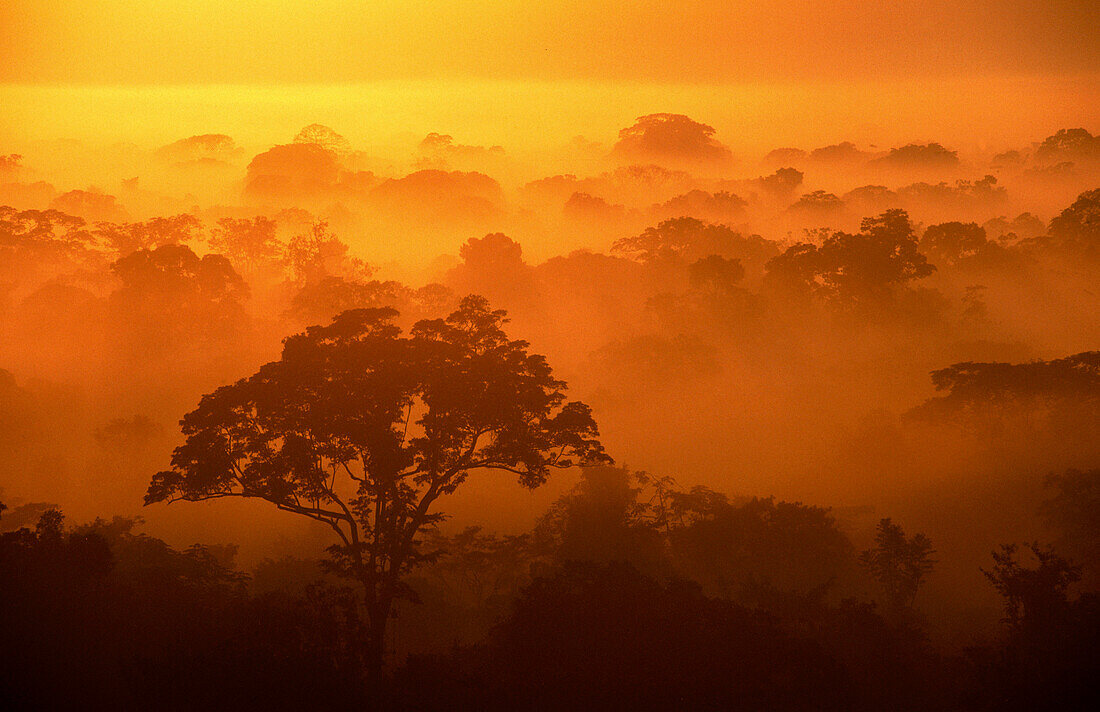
[0,2,1097,161]
[2,1,1098,84]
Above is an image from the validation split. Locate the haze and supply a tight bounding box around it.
[2,3,1099,709]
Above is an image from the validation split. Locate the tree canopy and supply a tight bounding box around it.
[764,209,935,305]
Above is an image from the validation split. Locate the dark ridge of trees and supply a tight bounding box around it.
[920,352,1100,410]
[0,508,371,710]
[4,458,1100,710]
[396,560,956,712]
[401,562,853,711]
[967,543,1100,712]
[527,468,859,605]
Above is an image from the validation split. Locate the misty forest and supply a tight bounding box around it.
[2,17,1100,707]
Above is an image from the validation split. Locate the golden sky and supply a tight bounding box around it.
[3,1,1098,84]
[1,2,1097,157]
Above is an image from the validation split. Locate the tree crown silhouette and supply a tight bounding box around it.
[146,295,609,669]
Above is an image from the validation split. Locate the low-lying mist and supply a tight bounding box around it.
[2,112,1099,647]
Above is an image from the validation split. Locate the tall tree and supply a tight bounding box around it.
[146,296,609,675]
[859,518,936,615]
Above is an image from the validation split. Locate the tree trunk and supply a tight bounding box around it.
[363,597,392,694]
[365,623,386,687]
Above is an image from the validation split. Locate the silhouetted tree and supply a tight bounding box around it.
[112,243,248,305]
[156,133,241,163]
[245,142,341,202]
[294,124,352,155]
[983,212,1044,244]
[285,220,373,284]
[447,233,539,313]
[757,166,805,197]
[1046,188,1100,258]
[688,255,745,294]
[49,188,129,223]
[208,216,282,275]
[920,221,991,266]
[983,543,1080,632]
[611,113,733,167]
[146,296,609,675]
[874,143,959,170]
[788,189,843,216]
[765,209,934,307]
[613,217,777,275]
[1035,128,1100,163]
[859,518,935,615]
[457,233,525,272]
[908,352,1100,456]
[810,142,870,164]
[0,206,101,291]
[108,243,250,355]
